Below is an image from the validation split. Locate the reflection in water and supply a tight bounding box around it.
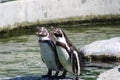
[0,24,120,80]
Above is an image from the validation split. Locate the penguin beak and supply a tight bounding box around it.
[36,27,43,36]
[36,32,39,35]
[53,31,56,35]
[36,32,42,35]
[36,26,40,35]
[53,31,58,37]
[36,31,44,36]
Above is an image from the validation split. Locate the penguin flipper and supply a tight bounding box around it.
[71,53,78,74]
[42,58,45,63]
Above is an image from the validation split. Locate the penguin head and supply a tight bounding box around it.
[54,28,71,46]
[54,28,63,38]
[36,27,49,37]
[54,28,68,43]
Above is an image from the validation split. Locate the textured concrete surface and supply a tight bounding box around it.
[0,0,120,29]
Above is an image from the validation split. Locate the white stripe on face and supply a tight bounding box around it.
[56,33,70,51]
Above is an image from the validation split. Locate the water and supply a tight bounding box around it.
[0,24,120,80]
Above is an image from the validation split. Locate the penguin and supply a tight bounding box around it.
[36,27,66,78]
[54,28,83,80]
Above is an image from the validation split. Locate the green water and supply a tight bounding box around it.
[0,24,120,80]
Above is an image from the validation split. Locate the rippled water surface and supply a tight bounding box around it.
[0,24,120,80]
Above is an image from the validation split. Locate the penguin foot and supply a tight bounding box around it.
[75,76,80,80]
[51,74,66,79]
[42,69,52,78]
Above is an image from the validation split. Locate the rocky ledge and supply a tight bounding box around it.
[97,65,120,80]
[80,37,120,62]
[2,76,83,80]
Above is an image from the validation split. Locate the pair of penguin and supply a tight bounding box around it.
[36,27,83,80]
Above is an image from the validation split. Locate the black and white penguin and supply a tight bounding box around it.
[54,28,83,79]
[36,27,66,78]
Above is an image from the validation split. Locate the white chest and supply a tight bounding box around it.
[57,46,73,73]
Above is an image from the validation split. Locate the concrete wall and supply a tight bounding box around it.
[0,0,120,29]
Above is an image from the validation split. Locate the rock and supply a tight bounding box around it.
[97,65,120,80]
[1,76,83,80]
[2,76,41,80]
[0,0,10,3]
[80,37,120,62]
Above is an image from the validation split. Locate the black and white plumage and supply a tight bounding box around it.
[36,27,66,78]
[54,28,83,79]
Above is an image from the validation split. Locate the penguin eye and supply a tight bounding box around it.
[58,31,60,33]
[58,30,62,34]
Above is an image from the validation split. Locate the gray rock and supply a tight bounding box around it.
[0,0,11,3]
[1,76,82,80]
[80,37,120,61]
[97,65,120,80]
